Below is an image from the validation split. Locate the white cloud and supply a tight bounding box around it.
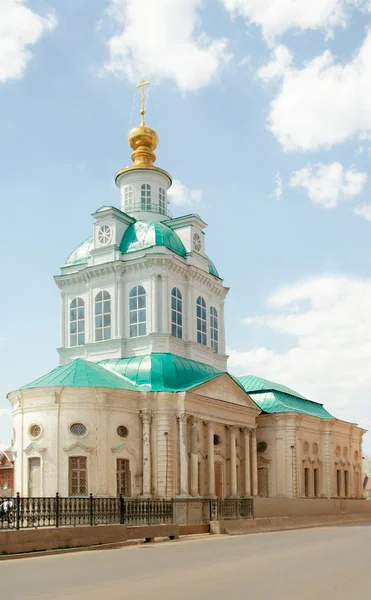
[269,172,283,200]
[259,30,371,151]
[103,0,231,92]
[289,162,367,209]
[222,0,365,42]
[258,45,292,82]
[354,203,371,220]
[0,0,56,83]
[228,275,371,447]
[168,179,203,208]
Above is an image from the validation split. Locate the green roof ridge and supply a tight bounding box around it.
[120,221,187,257]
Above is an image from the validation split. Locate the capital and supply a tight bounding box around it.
[140,410,152,425]
[177,413,189,425]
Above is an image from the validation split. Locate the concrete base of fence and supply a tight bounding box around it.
[0,524,179,555]
[211,513,371,535]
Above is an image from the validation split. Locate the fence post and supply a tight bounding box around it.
[119,495,124,525]
[16,492,20,530]
[89,493,94,526]
[56,493,59,528]
[147,497,150,525]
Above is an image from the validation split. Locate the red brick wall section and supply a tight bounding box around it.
[0,469,14,490]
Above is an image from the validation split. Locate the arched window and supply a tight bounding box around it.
[141,184,151,210]
[129,285,146,337]
[70,297,85,347]
[196,296,207,345]
[171,287,182,339]
[210,306,218,353]
[95,290,111,341]
[124,185,134,211]
[159,187,166,214]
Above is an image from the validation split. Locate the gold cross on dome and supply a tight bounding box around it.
[136,79,150,126]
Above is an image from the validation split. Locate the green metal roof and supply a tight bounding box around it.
[249,391,333,419]
[64,237,93,266]
[120,221,187,257]
[238,375,308,400]
[21,359,138,391]
[238,375,333,419]
[98,353,222,392]
[206,255,220,278]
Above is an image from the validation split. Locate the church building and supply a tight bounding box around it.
[7,84,365,501]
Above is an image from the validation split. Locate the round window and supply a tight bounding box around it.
[97,225,112,245]
[257,441,267,453]
[213,434,222,446]
[70,423,87,436]
[117,425,129,438]
[303,441,309,453]
[29,424,41,439]
[193,233,201,252]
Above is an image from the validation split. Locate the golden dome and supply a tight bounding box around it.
[128,124,158,168]
[115,80,171,183]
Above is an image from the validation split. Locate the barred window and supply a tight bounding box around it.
[171,287,182,339]
[69,456,87,496]
[70,297,85,347]
[116,458,130,496]
[129,285,146,337]
[141,184,151,210]
[124,185,134,211]
[95,290,111,341]
[196,296,207,345]
[159,187,166,213]
[210,306,218,353]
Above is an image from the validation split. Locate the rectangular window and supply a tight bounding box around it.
[69,456,87,496]
[336,470,341,497]
[313,469,318,497]
[344,470,349,497]
[304,468,309,497]
[116,459,130,497]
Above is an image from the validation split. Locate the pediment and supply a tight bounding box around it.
[24,442,46,455]
[63,442,93,452]
[191,374,260,412]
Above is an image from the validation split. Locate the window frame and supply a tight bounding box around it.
[69,456,88,497]
[129,285,147,338]
[124,185,134,211]
[141,183,151,210]
[95,290,112,342]
[70,297,85,347]
[210,306,219,353]
[171,287,182,339]
[159,187,166,214]
[196,296,207,345]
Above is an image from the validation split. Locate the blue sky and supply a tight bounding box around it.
[1,0,371,452]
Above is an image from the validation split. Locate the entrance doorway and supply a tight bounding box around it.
[28,457,41,497]
[258,467,269,497]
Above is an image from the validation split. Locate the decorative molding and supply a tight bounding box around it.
[23,442,46,455]
[63,442,93,452]
[111,443,136,456]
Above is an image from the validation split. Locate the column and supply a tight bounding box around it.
[162,273,169,334]
[151,275,158,334]
[229,427,238,497]
[186,280,194,342]
[140,411,152,496]
[190,417,198,496]
[251,428,258,497]
[243,429,251,497]
[117,276,124,338]
[206,422,215,497]
[60,293,66,347]
[177,413,189,496]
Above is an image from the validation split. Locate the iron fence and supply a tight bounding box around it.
[0,495,253,530]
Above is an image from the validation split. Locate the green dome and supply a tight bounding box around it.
[64,237,93,266]
[98,353,222,391]
[120,221,186,257]
[206,255,220,278]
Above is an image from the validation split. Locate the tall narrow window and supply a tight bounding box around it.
[210,306,218,353]
[69,456,87,496]
[336,469,341,496]
[70,297,85,346]
[171,287,182,339]
[124,185,134,211]
[304,468,309,497]
[141,184,151,210]
[196,296,207,345]
[159,187,166,213]
[116,458,130,496]
[344,470,349,497]
[129,285,146,337]
[313,469,318,497]
[95,291,111,341]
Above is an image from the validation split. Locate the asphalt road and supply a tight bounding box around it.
[2,524,371,599]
